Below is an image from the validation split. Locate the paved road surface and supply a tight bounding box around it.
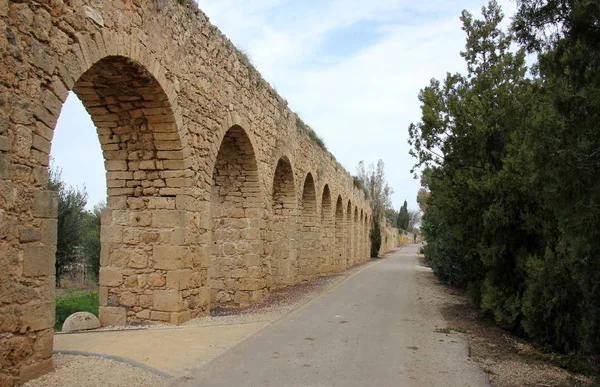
[178,245,489,387]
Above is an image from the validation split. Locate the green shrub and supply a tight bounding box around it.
[370,222,381,257]
[55,290,99,331]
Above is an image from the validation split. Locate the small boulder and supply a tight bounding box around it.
[61,312,101,333]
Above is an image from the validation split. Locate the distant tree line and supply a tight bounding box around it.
[409,0,600,361]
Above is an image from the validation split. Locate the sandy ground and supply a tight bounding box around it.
[23,354,166,387]
[416,254,593,387]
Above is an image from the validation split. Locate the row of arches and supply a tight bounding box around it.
[210,127,372,308]
[1,3,377,383]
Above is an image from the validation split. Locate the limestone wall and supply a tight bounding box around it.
[0,0,375,384]
[379,222,399,256]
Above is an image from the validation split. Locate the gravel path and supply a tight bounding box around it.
[23,354,167,387]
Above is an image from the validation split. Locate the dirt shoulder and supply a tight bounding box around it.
[416,254,593,387]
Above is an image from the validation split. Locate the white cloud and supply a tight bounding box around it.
[192,0,518,210]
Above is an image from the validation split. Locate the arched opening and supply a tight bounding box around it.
[320,184,333,274]
[299,173,319,281]
[51,92,103,289]
[270,157,297,287]
[69,57,196,326]
[210,126,266,309]
[334,196,345,271]
[345,200,353,269]
[366,213,370,259]
[359,210,365,262]
[353,206,359,266]
[3,49,200,384]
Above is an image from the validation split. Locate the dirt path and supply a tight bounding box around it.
[415,254,592,387]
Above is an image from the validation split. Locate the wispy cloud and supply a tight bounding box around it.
[54,0,518,211]
[196,0,518,210]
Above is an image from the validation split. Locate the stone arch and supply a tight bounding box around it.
[210,125,266,309]
[360,209,365,262]
[320,184,333,274]
[366,214,373,258]
[299,173,319,281]
[353,206,359,265]
[345,200,353,269]
[2,21,197,378]
[334,196,345,271]
[270,156,297,287]
[58,56,196,326]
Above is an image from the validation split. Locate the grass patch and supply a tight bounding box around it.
[55,289,99,331]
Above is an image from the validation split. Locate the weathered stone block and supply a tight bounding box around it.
[19,358,53,385]
[105,160,128,171]
[21,301,54,331]
[153,245,184,270]
[100,225,123,243]
[99,267,122,287]
[0,154,10,179]
[99,286,108,307]
[166,269,192,290]
[23,245,55,277]
[119,292,138,307]
[153,289,182,312]
[99,306,126,327]
[33,190,58,218]
[151,210,184,228]
[139,294,154,308]
[170,311,190,325]
[19,228,41,243]
[33,328,53,359]
[127,250,147,269]
[150,311,170,322]
[136,310,150,319]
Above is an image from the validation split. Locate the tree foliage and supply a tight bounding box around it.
[407,210,421,232]
[356,160,393,257]
[409,0,600,359]
[397,200,409,230]
[49,164,88,287]
[82,202,105,281]
[384,208,398,227]
[49,162,93,287]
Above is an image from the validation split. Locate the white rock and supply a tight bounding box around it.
[62,312,101,333]
[84,6,104,27]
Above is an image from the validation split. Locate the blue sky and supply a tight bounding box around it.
[52,0,518,211]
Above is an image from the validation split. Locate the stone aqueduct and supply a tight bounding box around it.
[0,1,398,384]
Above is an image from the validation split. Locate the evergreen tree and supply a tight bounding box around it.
[397,200,409,230]
[409,0,539,327]
[513,0,600,355]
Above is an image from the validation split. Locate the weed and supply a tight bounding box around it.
[295,115,327,151]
